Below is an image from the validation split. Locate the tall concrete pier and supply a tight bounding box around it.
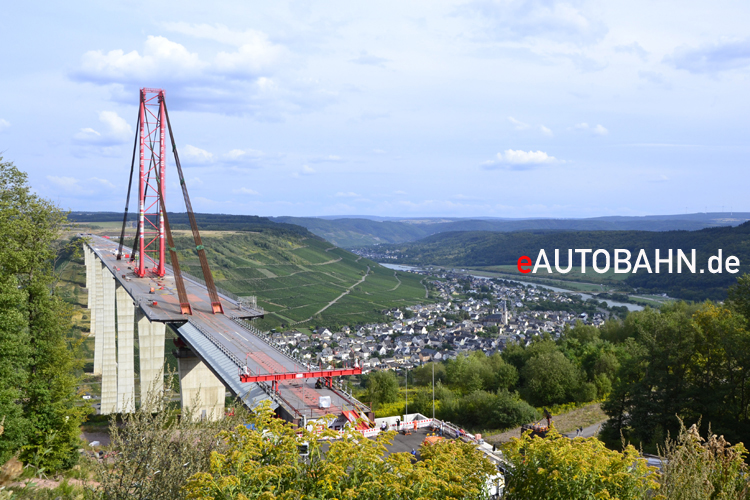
[100,261,118,414]
[137,309,165,409]
[177,351,226,421]
[116,283,135,413]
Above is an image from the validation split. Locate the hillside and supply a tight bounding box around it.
[74,218,433,331]
[371,223,750,301]
[275,213,750,248]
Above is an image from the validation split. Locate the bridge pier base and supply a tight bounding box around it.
[116,283,135,413]
[177,351,226,421]
[137,309,165,410]
[100,261,118,415]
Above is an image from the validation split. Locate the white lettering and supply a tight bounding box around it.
[592,249,610,274]
[555,249,572,274]
[655,249,672,273]
[533,249,553,274]
[726,255,740,274]
[575,249,592,273]
[614,249,632,273]
[677,249,696,274]
[633,249,653,273]
[708,250,723,274]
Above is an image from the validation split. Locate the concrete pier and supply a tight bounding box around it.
[116,283,135,413]
[100,262,118,414]
[137,309,165,409]
[177,351,226,421]
[92,254,104,376]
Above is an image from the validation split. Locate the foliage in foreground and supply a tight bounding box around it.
[0,158,88,471]
[658,420,749,500]
[503,425,657,500]
[89,379,251,500]
[183,401,497,500]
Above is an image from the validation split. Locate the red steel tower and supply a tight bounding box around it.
[135,88,167,277]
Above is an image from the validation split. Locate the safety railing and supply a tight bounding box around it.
[188,319,243,368]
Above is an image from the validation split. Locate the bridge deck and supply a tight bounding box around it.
[85,234,366,420]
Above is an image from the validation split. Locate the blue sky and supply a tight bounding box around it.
[2,1,749,218]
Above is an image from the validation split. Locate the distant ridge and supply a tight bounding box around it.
[273,213,750,248]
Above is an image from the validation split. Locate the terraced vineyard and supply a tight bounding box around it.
[170,230,433,331]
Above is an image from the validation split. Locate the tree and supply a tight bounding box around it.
[0,158,88,470]
[183,401,497,500]
[521,351,582,407]
[503,426,657,499]
[365,370,399,408]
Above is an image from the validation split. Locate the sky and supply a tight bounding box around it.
[2,0,749,218]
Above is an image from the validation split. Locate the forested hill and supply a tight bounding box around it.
[69,212,311,236]
[275,213,750,248]
[377,223,750,301]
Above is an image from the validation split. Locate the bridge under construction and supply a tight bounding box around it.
[82,87,369,427]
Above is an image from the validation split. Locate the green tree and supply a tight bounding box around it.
[0,158,88,470]
[365,370,400,408]
[521,351,583,407]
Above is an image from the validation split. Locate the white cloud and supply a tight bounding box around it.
[458,0,607,45]
[310,154,343,163]
[592,124,608,136]
[46,175,118,195]
[77,36,206,84]
[71,30,321,119]
[573,122,608,136]
[98,111,132,140]
[294,165,316,177]
[222,148,265,167]
[182,145,214,164]
[667,37,750,74]
[350,51,389,66]
[92,177,117,190]
[373,149,386,154]
[335,191,360,197]
[47,176,83,190]
[539,125,553,136]
[508,116,530,130]
[0,119,10,132]
[483,149,560,170]
[232,187,260,195]
[74,111,133,145]
[614,42,648,61]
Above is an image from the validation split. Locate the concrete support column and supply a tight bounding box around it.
[100,262,118,415]
[116,283,135,413]
[84,245,92,309]
[177,353,226,421]
[93,255,104,376]
[137,309,165,409]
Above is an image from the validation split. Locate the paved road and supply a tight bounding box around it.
[563,420,605,439]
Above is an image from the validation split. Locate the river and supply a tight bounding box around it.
[379,263,644,311]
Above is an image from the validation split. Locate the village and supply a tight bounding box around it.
[267,271,616,374]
